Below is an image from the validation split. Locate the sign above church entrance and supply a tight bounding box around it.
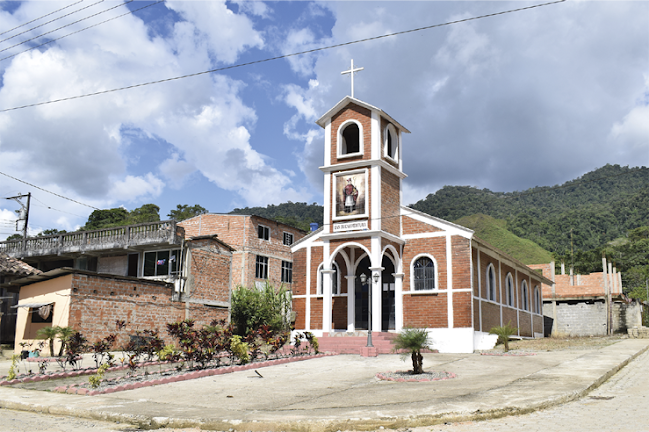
[333,169,368,221]
[333,220,368,233]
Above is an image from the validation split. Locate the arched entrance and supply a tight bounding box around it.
[381,255,395,330]
[354,256,371,330]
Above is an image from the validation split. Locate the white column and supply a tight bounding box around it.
[370,236,382,333]
[346,275,356,331]
[371,111,380,160]
[446,234,454,328]
[323,172,331,235]
[322,269,334,334]
[394,273,404,331]
[322,241,332,333]
[305,246,311,330]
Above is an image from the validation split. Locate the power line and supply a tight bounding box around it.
[0,171,100,210]
[0,0,85,37]
[31,196,86,218]
[0,0,565,113]
[0,0,104,45]
[0,0,133,54]
[0,0,163,63]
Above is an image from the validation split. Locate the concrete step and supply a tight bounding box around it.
[318,333,397,354]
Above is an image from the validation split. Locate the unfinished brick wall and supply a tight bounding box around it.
[332,297,347,330]
[67,273,226,348]
[185,238,232,305]
[453,292,472,328]
[401,216,443,236]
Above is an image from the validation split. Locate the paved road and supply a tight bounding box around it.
[429,348,649,432]
[2,346,649,432]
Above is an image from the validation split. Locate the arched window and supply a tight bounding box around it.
[486,264,496,301]
[384,124,398,160]
[534,286,541,314]
[338,120,363,156]
[412,255,436,291]
[318,262,339,295]
[505,273,515,307]
[521,280,529,311]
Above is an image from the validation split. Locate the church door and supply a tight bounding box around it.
[354,256,371,330]
[381,256,396,331]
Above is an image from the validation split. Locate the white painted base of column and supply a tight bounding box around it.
[473,331,498,351]
[426,328,477,353]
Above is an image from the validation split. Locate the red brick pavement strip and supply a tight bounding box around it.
[480,352,538,356]
[51,353,334,396]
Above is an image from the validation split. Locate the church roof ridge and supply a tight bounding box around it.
[316,96,411,133]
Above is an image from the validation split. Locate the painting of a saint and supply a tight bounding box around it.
[334,170,366,219]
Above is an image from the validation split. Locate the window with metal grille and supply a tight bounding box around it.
[283,232,294,246]
[258,225,269,240]
[413,256,435,291]
[255,255,268,279]
[281,261,292,283]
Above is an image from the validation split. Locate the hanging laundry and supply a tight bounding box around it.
[157,259,166,265]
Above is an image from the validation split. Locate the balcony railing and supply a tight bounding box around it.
[0,220,184,258]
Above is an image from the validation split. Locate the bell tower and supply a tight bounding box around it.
[316,96,409,237]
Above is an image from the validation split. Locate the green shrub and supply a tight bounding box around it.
[7,354,20,380]
[88,363,110,389]
[230,335,250,364]
[489,322,518,352]
[231,282,292,336]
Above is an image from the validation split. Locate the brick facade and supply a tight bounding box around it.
[290,95,548,353]
[66,272,226,347]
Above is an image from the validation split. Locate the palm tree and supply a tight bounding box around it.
[36,326,59,357]
[56,326,75,357]
[393,328,430,374]
[489,322,518,352]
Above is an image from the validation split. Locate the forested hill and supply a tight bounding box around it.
[229,202,323,232]
[410,164,648,254]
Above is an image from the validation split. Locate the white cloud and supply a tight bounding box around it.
[165,0,264,64]
[232,0,270,18]
[159,153,197,190]
[609,105,649,153]
[109,173,164,203]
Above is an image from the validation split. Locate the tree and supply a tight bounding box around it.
[127,204,160,224]
[393,327,430,374]
[83,204,161,230]
[36,326,60,357]
[84,208,129,230]
[168,204,209,221]
[38,229,67,237]
[6,234,22,241]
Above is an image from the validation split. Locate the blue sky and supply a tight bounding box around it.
[0,0,647,239]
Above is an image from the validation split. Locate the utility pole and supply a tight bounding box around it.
[6,192,31,250]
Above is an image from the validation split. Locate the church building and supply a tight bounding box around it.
[290,92,551,354]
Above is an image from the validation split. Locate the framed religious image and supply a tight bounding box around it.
[333,169,368,220]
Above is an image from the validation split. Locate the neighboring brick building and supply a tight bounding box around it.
[529,262,642,336]
[9,234,234,354]
[291,96,551,353]
[179,214,305,290]
[2,215,303,354]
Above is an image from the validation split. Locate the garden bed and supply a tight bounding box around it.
[2,352,332,395]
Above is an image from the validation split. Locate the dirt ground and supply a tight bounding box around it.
[489,334,625,352]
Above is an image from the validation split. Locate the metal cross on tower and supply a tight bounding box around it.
[341,59,364,98]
